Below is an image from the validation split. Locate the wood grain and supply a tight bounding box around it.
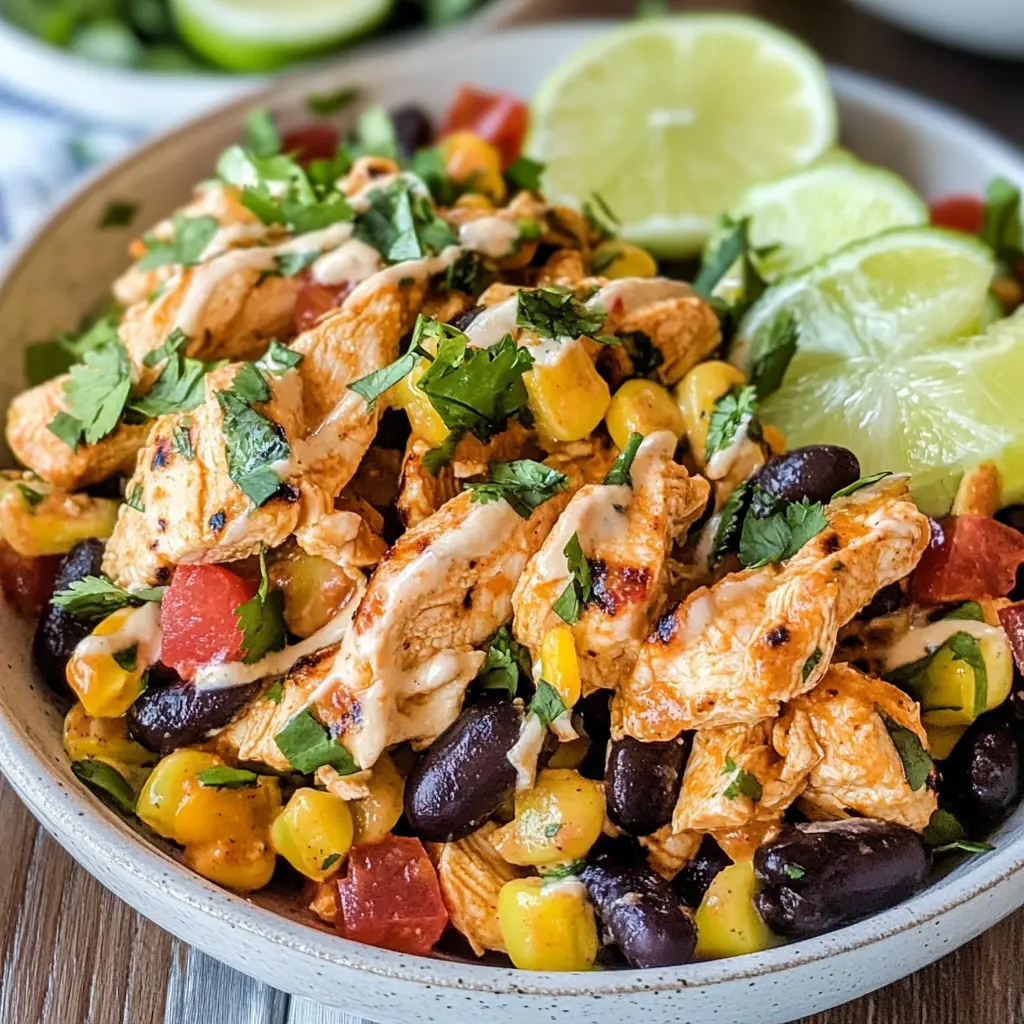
[4,2,1024,1023]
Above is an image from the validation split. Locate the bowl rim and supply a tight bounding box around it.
[3,21,1024,997]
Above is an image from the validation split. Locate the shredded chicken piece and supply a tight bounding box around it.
[315,764,373,802]
[295,495,387,570]
[534,249,588,288]
[615,479,931,739]
[428,822,521,955]
[640,824,702,880]
[513,431,709,694]
[780,663,938,831]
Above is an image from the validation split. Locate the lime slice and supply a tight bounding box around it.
[709,161,928,282]
[169,0,393,72]
[735,227,1016,509]
[529,15,837,257]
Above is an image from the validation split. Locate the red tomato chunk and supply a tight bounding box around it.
[998,603,1024,675]
[160,564,256,678]
[441,85,528,169]
[283,125,341,165]
[0,542,59,620]
[912,515,1024,604]
[335,836,449,955]
[929,195,984,235]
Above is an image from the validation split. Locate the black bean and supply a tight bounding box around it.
[577,689,611,781]
[582,841,697,968]
[674,834,730,908]
[755,445,861,507]
[942,705,1024,832]
[127,678,262,754]
[32,539,105,698]
[448,305,483,333]
[605,735,688,836]
[857,582,906,621]
[389,105,433,159]
[996,504,1024,535]
[404,700,555,842]
[753,820,930,939]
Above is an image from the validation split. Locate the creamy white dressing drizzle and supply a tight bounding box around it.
[75,602,162,666]
[464,296,520,349]
[457,217,520,259]
[884,618,1002,673]
[507,711,545,791]
[705,414,754,480]
[585,277,694,318]
[312,239,383,286]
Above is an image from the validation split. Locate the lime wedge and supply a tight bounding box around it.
[169,0,393,71]
[709,161,928,283]
[529,15,837,257]
[735,227,1017,510]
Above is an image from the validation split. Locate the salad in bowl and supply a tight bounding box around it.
[5,14,1024,978]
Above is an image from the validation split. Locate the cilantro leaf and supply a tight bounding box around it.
[465,460,568,518]
[350,105,398,160]
[552,532,592,625]
[529,680,567,728]
[582,192,619,240]
[540,858,587,880]
[409,146,462,206]
[112,646,138,672]
[721,757,763,801]
[231,362,272,404]
[99,201,137,229]
[933,839,995,856]
[131,331,219,418]
[52,576,163,619]
[710,480,751,565]
[258,340,303,376]
[442,251,491,295]
[738,497,828,569]
[138,215,219,271]
[591,247,622,274]
[274,708,359,775]
[604,432,644,486]
[172,420,195,461]
[197,766,259,789]
[478,625,532,696]
[322,852,343,871]
[802,648,824,683]
[53,339,133,448]
[47,412,84,451]
[878,710,934,791]
[705,386,758,463]
[26,312,121,387]
[125,485,145,513]
[784,864,805,880]
[748,311,799,400]
[217,390,290,507]
[243,183,354,235]
[17,483,44,511]
[831,471,891,500]
[72,758,136,814]
[506,156,545,192]
[353,179,456,264]
[235,548,287,664]
[922,808,966,848]
[422,430,462,475]
[243,108,281,158]
[947,601,986,622]
[276,251,320,278]
[416,330,534,442]
[349,350,420,409]
[981,176,1024,263]
[515,286,605,340]
[694,218,749,297]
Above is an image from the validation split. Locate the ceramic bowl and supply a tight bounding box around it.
[2,22,1024,1024]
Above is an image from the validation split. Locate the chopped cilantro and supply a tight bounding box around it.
[442,251,491,295]
[465,459,568,518]
[234,548,287,664]
[125,484,145,513]
[274,708,359,775]
[621,331,664,378]
[321,852,343,871]
[25,312,121,387]
[784,864,806,880]
[582,192,619,239]
[515,286,605,340]
[171,420,195,461]
[350,105,398,160]
[591,247,622,274]
[922,809,966,848]
[276,251,320,277]
[478,625,532,696]
[50,338,134,449]
[721,757,763,801]
[878,710,934,791]
[529,680,568,728]
[243,108,281,157]
[131,331,219,418]
[230,362,272,404]
[349,349,421,409]
[112,646,138,673]
[748,311,799,400]
[72,758,136,814]
[738,496,828,569]
[353,178,455,264]
[933,839,995,856]
[99,201,137,229]
[947,601,986,622]
[981,176,1024,264]
[258,340,304,376]
[710,480,751,565]
[264,680,284,704]
[17,483,44,511]
[422,430,462,475]
[802,648,824,683]
[543,823,563,838]
[506,156,545,192]
[831,471,891,500]
[603,432,644,487]
[540,858,587,880]
[217,389,290,507]
[138,215,219,271]
[409,146,462,206]
[198,766,259,789]
[51,576,163,619]
[551,532,592,625]
[705,386,758,464]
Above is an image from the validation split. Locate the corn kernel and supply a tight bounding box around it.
[593,241,658,280]
[925,723,966,761]
[761,424,787,456]
[454,193,494,213]
[919,628,1013,727]
[389,364,450,446]
[498,876,598,971]
[605,378,684,452]
[442,132,506,203]
[0,486,119,558]
[174,776,280,846]
[526,340,611,444]
[186,837,278,893]
[541,624,581,708]
[63,702,156,766]
[271,788,354,881]
[492,769,605,867]
[65,605,156,719]
[137,749,221,839]
[674,361,748,466]
[350,751,405,845]
[694,860,781,960]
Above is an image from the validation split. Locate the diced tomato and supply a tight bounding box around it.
[282,125,340,165]
[335,836,449,955]
[911,515,1024,604]
[159,564,256,678]
[293,280,353,333]
[0,542,59,620]
[929,195,985,235]
[998,603,1024,675]
[441,85,528,169]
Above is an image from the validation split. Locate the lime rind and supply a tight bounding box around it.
[529,14,838,257]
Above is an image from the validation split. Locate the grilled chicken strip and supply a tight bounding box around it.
[512,431,709,694]
[615,478,931,741]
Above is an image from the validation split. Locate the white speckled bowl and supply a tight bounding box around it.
[2,23,1024,1024]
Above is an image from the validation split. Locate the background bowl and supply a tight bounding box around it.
[2,21,1024,1024]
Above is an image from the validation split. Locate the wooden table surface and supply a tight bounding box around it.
[5,2,1024,1022]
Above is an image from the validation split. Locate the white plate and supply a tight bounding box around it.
[2,22,1024,1024]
